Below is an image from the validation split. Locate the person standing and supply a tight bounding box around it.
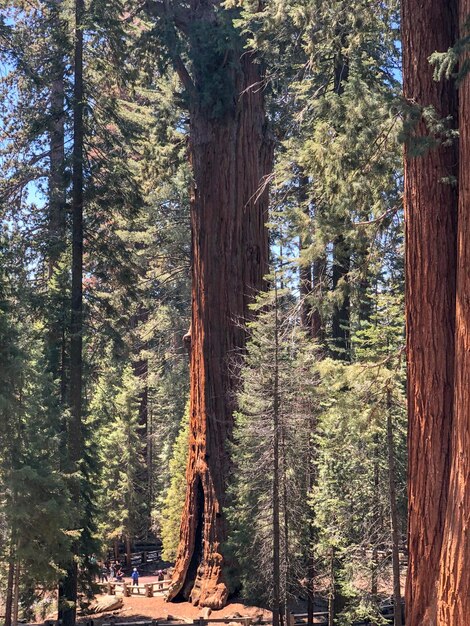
[100,564,109,583]
[131,567,139,588]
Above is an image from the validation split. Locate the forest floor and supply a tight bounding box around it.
[85,594,273,625]
[74,573,273,625]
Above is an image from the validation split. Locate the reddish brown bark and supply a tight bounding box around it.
[437,7,470,623]
[166,47,271,608]
[402,1,458,624]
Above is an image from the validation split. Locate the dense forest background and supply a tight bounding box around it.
[0,1,410,625]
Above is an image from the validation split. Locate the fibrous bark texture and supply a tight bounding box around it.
[166,50,272,608]
[402,1,458,624]
[437,6,470,623]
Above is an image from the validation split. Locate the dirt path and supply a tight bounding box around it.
[86,588,272,625]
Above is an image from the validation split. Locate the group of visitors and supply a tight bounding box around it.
[94,556,168,591]
[98,560,125,583]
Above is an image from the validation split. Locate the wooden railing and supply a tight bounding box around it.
[97,580,171,598]
[112,550,162,567]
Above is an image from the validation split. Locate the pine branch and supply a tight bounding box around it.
[144,0,195,94]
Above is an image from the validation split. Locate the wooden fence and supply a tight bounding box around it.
[112,551,161,567]
[97,580,171,598]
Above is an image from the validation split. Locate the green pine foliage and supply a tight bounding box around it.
[92,362,147,546]
[0,248,72,616]
[159,404,189,562]
[313,359,406,623]
[228,286,317,607]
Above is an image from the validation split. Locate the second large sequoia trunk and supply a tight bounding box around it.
[166,47,272,607]
[437,5,470,623]
[401,0,458,624]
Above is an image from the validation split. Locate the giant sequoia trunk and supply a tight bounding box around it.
[401,1,458,624]
[437,6,470,623]
[166,47,271,608]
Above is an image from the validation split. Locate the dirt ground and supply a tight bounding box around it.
[80,575,273,624]
[84,593,272,624]
[90,597,271,623]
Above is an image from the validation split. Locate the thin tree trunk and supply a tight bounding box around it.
[328,548,335,626]
[298,174,315,338]
[12,559,20,626]
[281,424,289,624]
[311,256,325,345]
[401,0,458,624]
[306,420,316,626]
[131,306,150,532]
[331,234,350,361]
[387,388,402,626]
[61,0,84,622]
[48,73,67,278]
[357,234,372,324]
[166,29,272,607]
[126,536,132,568]
[437,6,470,623]
[131,309,149,445]
[330,50,351,362]
[272,282,281,626]
[371,433,380,601]
[371,538,378,598]
[69,0,84,475]
[4,548,15,626]
[47,26,67,402]
[148,399,153,533]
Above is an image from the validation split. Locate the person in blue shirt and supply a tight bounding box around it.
[131,567,139,587]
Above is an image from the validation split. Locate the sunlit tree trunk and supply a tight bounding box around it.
[166,44,272,607]
[401,0,458,624]
[437,5,470,623]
